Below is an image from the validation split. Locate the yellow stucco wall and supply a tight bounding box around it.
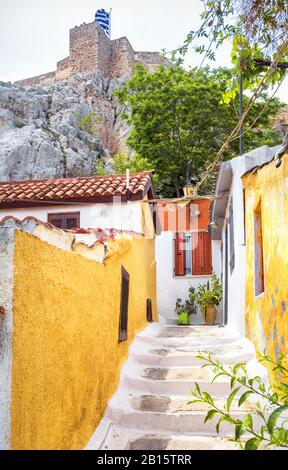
[11,230,157,450]
[243,153,288,384]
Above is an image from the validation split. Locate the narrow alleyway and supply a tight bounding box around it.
[87,324,267,450]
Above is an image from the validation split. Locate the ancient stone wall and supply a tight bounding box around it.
[14,71,56,88]
[57,57,70,71]
[111,37,135,79]
[135,51,170,72]
[95,25,112,78]
[69,22,99,74]
[55,57,72,81]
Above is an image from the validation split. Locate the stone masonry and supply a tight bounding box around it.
[15,21,170,87]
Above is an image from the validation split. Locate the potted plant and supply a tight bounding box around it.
[195,274,222,325]
[174,287,197,325]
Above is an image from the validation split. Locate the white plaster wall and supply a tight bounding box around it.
[0,200,143,233]
[224,160,247,336]
[223,146,280,335]
[156,232,222,325]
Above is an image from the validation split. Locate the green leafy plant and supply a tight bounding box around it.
[189,353,288,450]
[177,311,190,326]
[174,287,197,324]
[78,112,100,136]
[195,274,223,314]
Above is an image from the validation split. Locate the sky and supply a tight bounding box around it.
[0,0,287,101]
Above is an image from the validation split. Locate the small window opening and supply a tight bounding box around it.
[254,201,265,296]
[119,266,130,342]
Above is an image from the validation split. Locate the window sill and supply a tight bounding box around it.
[255,291,265,300]
[173,274,213,279]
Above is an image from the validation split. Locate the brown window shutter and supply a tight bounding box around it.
[201,232,212,275]
[174,233,186,276]
[192,232,212,275]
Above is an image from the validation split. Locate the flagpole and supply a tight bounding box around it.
[109,8,112,39]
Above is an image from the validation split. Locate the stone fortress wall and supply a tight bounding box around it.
[15,21,170,87]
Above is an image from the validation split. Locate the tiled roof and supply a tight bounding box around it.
[0,172,153,207]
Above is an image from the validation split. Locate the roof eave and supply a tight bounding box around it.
[210,161,232,240]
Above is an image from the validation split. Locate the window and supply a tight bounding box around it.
[254,202,265,296]
[48,212,80,230]
[229,204,235,273]
[146,299,153,323]
[174,232,212,276]
[185,234,192,275]
[119,266,130,342]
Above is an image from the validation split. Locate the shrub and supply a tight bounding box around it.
[78,112,100,136]
[174,287,197,317]
[195,274,222,313]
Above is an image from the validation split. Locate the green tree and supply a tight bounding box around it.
[94,153,161,190]
[116,65,283,197]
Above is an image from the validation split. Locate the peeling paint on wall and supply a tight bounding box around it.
[243,152,288,384]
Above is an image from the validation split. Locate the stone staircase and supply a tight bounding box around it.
[86,324,268,450]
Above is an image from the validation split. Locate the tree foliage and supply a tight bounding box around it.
[171,1,288,100]
[116,65,283,196]
[190,353,288,450]
[94,152,160,189]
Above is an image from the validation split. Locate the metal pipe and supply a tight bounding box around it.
[239,71,244,156]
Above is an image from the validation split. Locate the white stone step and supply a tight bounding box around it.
[122,355,267,397]
[106,390,259,435]
[123,363,234,397]
[136,324,240,348]
[87,322,269,451]
[100,424,239,450]
[130,336,255,367]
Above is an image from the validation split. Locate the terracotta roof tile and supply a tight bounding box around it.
[0,172,153,207]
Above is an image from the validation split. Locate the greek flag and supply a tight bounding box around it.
[95,9,110,36]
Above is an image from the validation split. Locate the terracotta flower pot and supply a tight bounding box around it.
[205,304,217,325]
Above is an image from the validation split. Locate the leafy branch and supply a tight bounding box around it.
[189,353,288,450]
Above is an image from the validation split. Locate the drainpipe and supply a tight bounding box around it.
[239,71,244,156]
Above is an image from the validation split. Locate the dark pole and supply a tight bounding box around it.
[239,71,244,155]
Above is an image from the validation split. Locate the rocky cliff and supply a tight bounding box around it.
[0,71,128,181]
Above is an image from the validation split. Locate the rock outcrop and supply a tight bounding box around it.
[0,72,128,181]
